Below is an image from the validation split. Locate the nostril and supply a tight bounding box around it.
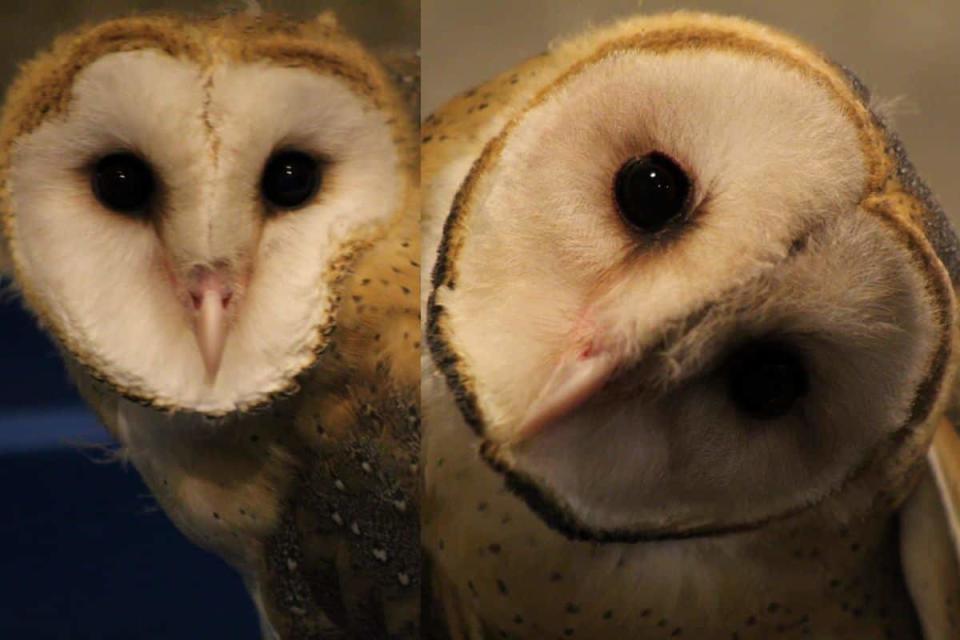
[185,266,235,312]
[187,287,233,312]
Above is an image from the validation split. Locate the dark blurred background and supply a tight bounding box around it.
[0,1,416,638]
[423,0,960,230]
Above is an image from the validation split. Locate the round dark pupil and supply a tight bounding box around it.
[262,151,319,209]
[727,341,809,420]
[92,153,154,213]
[614,152,690,233]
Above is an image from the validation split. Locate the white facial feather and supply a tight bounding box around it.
[9,50,400,413]
[429,49,945,534]
[510,211,937,533]
[443,51,869,435]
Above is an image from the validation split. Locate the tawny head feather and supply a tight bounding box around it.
[424,12,960,541]
[0,12,416,416]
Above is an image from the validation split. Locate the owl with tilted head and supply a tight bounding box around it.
[1,9,420,640]
[422,12,960,640]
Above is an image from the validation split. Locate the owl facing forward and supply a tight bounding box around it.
[1,11,420,640]
[423,12,960,640]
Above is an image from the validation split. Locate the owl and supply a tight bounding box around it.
[0,11,420,640]
[422,12,960,640]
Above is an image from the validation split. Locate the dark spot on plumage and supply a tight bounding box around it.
[496,579,509,595]
[640,609,650,618]
[550,571,562,582]
[788,233,809,256]
[478,103,489,110]
[401,286,411,294]
[563,628,574,636]
[603,610,614,620]
[767,603,780,613]
[671,629,682,637]
[422,135,433,143]
[745,616,756,626]
[657,618,667,627]
[565,603,579,614]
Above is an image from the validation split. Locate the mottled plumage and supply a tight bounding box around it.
[422,13,960,639]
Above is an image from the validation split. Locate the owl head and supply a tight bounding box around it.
[426,12,960,541]
[0,11,416,416]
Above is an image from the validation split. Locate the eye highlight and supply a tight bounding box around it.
[614,152,691,233]
[92,153,155,214]
[261,150,321,210]
[726,340,809,420]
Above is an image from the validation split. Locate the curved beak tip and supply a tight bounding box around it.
[514,349,618,444]
[194,289,228,382]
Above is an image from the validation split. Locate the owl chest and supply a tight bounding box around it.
[425,422,922,640]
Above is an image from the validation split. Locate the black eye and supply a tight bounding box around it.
[92,153,155,214]
[261,151,320,209]
[727,341,809,420]
[614,152,691,233]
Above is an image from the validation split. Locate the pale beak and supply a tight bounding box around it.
[187,268,233,381]
[514,346,619,443]
[194,289,228,380]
